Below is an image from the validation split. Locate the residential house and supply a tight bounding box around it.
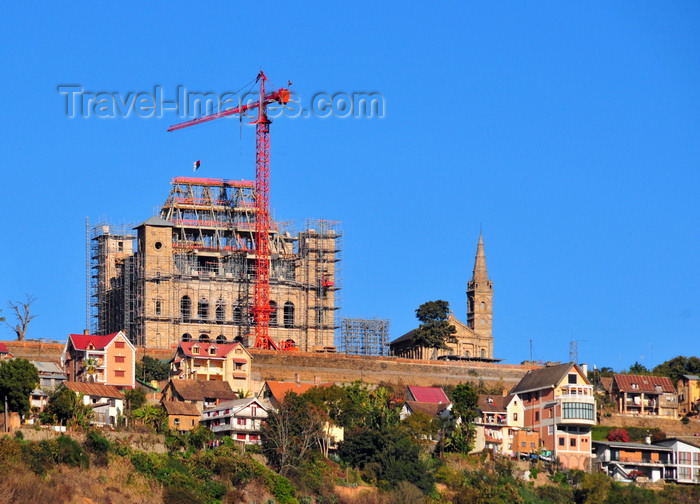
[161,379,237,413]
[32,361,68,392]
[62,331,135,389]
[677,375,700,416]
[64,382,125,428]
[170,341,252,394]
[259,380,344,450]
[510,362,595,470]
[29,361,69,413]
[611,374,678,417]
[593,438,700,484]
[400,400,451,421]
[592,440,673,482]
[163,401,201,432]
[200,397,268,444]
[405,385,451,404]
[655,438,700,484]
[0,342,13,360]
[472,394,524,457]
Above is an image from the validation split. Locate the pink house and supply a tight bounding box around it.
[62,331,136,389]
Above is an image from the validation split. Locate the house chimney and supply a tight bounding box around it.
[314,375,320,385]
[295,373,300,385]
[83,329,89,335]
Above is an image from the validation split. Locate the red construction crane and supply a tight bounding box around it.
[168,71,291,351]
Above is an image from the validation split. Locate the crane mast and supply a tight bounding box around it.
[167,71,290,350]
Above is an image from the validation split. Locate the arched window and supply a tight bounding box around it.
[198,298,209,320]
[480,349,486,359]
[216,299,225,323]
[181,296,191,320]
[283,302,295,329]
[465,350,470,358]
[234,335,245,344]
[480,301,486,310]
[216,334,227,344]
[233,306,242,324]
[269,301,278,327]
[199,334,210,343]
[181,333,192,342]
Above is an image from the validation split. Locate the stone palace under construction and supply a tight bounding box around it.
[90,176,341,351]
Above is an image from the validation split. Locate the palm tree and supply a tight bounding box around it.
[82,357,100,383]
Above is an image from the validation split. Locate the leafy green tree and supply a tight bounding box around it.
[42,385,93,428]
[400,410,438,444]
[444,383,479,453]
[627,361,651,375]
[0,358,39,417]
[411,300,456,353]
[653,356,700,384]
[337,426,434,493]
[136,355,170,382]
[131,404,166,432]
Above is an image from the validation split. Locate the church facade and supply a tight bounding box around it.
[389,233,495,361]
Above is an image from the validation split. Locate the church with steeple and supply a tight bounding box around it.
[388,233,496,361]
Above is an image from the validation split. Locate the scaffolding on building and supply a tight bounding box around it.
[340,318,390,356]
[88,177,342,351]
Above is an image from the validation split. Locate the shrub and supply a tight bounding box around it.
[606,428,630,442]
[681,416,690,425]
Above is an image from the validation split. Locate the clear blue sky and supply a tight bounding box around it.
[1,2,699,371]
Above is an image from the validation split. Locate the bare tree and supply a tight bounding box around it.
[6,295,37,341]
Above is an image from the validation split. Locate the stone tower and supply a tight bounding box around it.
[466,232,493,343]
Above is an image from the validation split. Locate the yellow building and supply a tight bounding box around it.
[389,233,495,361]
[170,341,252,394]
[676,375,700,416]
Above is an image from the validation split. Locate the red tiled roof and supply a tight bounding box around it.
[407,386,450,404]
[0,342,10,354]
[232,358,248,364]
[68,332,121,351]
[168,379,237,401]
[178,342,248,359]
[613,374,676,394]
[64,382,124,399]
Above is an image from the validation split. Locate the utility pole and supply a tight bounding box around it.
[4,395,8,433]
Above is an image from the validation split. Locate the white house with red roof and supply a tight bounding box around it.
[62,331,135,389]
[170,341,252,394]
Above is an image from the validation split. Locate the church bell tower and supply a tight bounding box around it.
[467,232,493,342]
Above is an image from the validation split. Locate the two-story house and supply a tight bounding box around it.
[161,379,238,413]
[510,362,595,470]
[592,439,673,482]
[62,331,135,389]
[200,397,268,444]
[677,375,700,416]
[473,394,524,457]
[64,382,125,428]
[594,437,700,484]
[170,341,252,394]
[611,374,678,417]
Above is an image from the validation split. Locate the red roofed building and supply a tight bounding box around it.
[406,385,450,404]
[612,374,678,417]
[170,341,252,394]
[0,342,12,361]
[62,330,135,388]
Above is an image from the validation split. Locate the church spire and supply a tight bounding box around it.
[471,231,490,286]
